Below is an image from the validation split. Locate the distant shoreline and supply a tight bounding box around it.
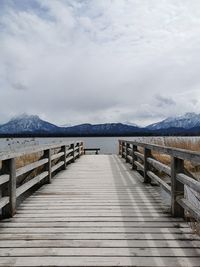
[0,133,200,138]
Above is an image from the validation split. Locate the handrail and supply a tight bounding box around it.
[118,139,200,220]
[0,141,84,218]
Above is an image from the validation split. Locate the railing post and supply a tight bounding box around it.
[118,141,122,156]
[71,143,75,163]
[81,142,84,155]
[121,142,125,158]
[44,149,51,184]
[2,158,16,218]
[125,142,129,163]
[78,142,81,158]
[61,145,67,170]
[171,157,184,217]
[132,145,137,170]
[77,142,80,158]
[144,148,151,183]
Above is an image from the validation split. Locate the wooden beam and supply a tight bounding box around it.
[144,148,151,183]
[171,157,184,218]
[44,149,51,184]
[1,158,16,218]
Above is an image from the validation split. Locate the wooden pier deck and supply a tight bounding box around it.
[0,154,199,266]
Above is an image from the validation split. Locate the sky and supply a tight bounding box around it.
[1,0,200,126]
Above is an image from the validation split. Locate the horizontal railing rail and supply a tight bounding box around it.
[119,139,200,220]
[0,141,84,218]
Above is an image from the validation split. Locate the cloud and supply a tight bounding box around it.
[12,82,28,91]
[1,0,200,126]
[155,95,176,107]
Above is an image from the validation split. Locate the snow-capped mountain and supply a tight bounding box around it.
[0,115,143,136]
[0,114,60,134]
[1,112,200,136]
[147,112,200,130]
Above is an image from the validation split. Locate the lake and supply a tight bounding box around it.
[0,136,200,154]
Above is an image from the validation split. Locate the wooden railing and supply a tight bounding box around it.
[119,139,200,220]
[0,141,84,218]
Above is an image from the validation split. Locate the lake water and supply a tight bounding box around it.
[0,136,200,154]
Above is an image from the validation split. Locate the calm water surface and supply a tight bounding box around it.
[0,136,200,154]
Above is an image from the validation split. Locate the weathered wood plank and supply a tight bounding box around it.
[51,152,64,161]
[0,239,199,248]
[0,233,198,240]
[0,247,199,257]
[119,139,200,163]
[0,175,9,186]
[16,159,48,177]
[0,197,9,209]
[177,173,200,194]
[0,154,199,267]
[0,227,192,234]
[147,157,171,176]
[0,221,187,227]
[147,171,171,194]
[16,172,48,198]
[51,161,64,173]
[0,256,200,267]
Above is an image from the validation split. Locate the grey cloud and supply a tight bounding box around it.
[1,0,200,125]
[12,82,28,91]
[155,95,176,107]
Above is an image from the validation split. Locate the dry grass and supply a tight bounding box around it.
[147,138,200,178]
[16,152,42,169]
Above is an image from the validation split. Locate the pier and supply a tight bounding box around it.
[0,140,199,266]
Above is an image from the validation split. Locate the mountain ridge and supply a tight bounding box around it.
[147,112,200,130]
[0,113,200,136]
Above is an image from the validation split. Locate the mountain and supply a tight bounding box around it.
[1,112,200,137]
[0,115,147,136]
[62,123,144,136]
[122,121,139,127]
[147,112,200,130]
[0,114,60,134]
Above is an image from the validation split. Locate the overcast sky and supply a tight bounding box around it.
[1,0,200,126]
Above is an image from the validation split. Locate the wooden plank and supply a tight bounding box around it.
[0,221,187,227]
[51,152,64,161]
[0,197,9,209]
[171,157,184,217]
[177,173,200,194]
[0,175,9,186]
[0,239,199,248]
[0,227,192,234]
[51,161,64,173]
[16,172,48,198]
[0,154,199,267]
[147,157,171,176]
[119,139,200,163]
[66,156,73,163]
[0,233,198,240]
[17,205,166,210]
[0,256,200,267]
[134,161,144,172]
[2,158,16,217]
[0,247,199,257]
[178,198,200,221]
[147,171,171,194]
[66,148,73,155]
[0,141,82,161]
[3,217,184,222]
[16,159,48,177]
[135,151,144,161]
